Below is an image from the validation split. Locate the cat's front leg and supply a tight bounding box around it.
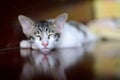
[20,40,39,49]
[20,40,31,48]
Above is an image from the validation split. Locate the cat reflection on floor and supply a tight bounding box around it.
[20,46,91,80]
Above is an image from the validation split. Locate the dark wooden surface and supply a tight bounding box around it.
[0,42,120,80]
[0,48,94,80]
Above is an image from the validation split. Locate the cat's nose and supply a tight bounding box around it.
[42,42,48,48]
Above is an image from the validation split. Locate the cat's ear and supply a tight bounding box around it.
[18,15,35,36]
[54,13,68,32]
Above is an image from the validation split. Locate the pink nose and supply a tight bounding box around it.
[42,42,48,47]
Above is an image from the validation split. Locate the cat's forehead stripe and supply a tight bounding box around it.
[38,27,42,32]
[36,20,51,28]
[35,20,53,32]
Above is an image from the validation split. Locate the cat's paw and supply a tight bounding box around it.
[31,43,39,49]
[20,40,31,48]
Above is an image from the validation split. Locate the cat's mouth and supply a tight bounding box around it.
[41,48,51,53]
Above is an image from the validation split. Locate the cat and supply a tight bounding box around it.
[18,13,96,53]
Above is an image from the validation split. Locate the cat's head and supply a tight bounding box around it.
[18,13,68,53]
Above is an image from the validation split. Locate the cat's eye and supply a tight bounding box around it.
[48,34,52,39]
[36,35,42,40]
[55,33,60,38]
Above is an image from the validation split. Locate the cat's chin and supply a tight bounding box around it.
[40,48,51,54]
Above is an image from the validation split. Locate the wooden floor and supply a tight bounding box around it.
[0,42,120,80]
[0,48,94,80]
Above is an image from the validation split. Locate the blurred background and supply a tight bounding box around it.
[1,0,120,48]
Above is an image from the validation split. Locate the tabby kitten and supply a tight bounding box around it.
[18,13,96,53]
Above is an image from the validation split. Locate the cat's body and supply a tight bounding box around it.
[55,21,96,48]
[18,13,96,53]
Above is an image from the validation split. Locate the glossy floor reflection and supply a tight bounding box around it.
[1,41,120,80]
[20,48,85,80]
[0,43,95,80]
